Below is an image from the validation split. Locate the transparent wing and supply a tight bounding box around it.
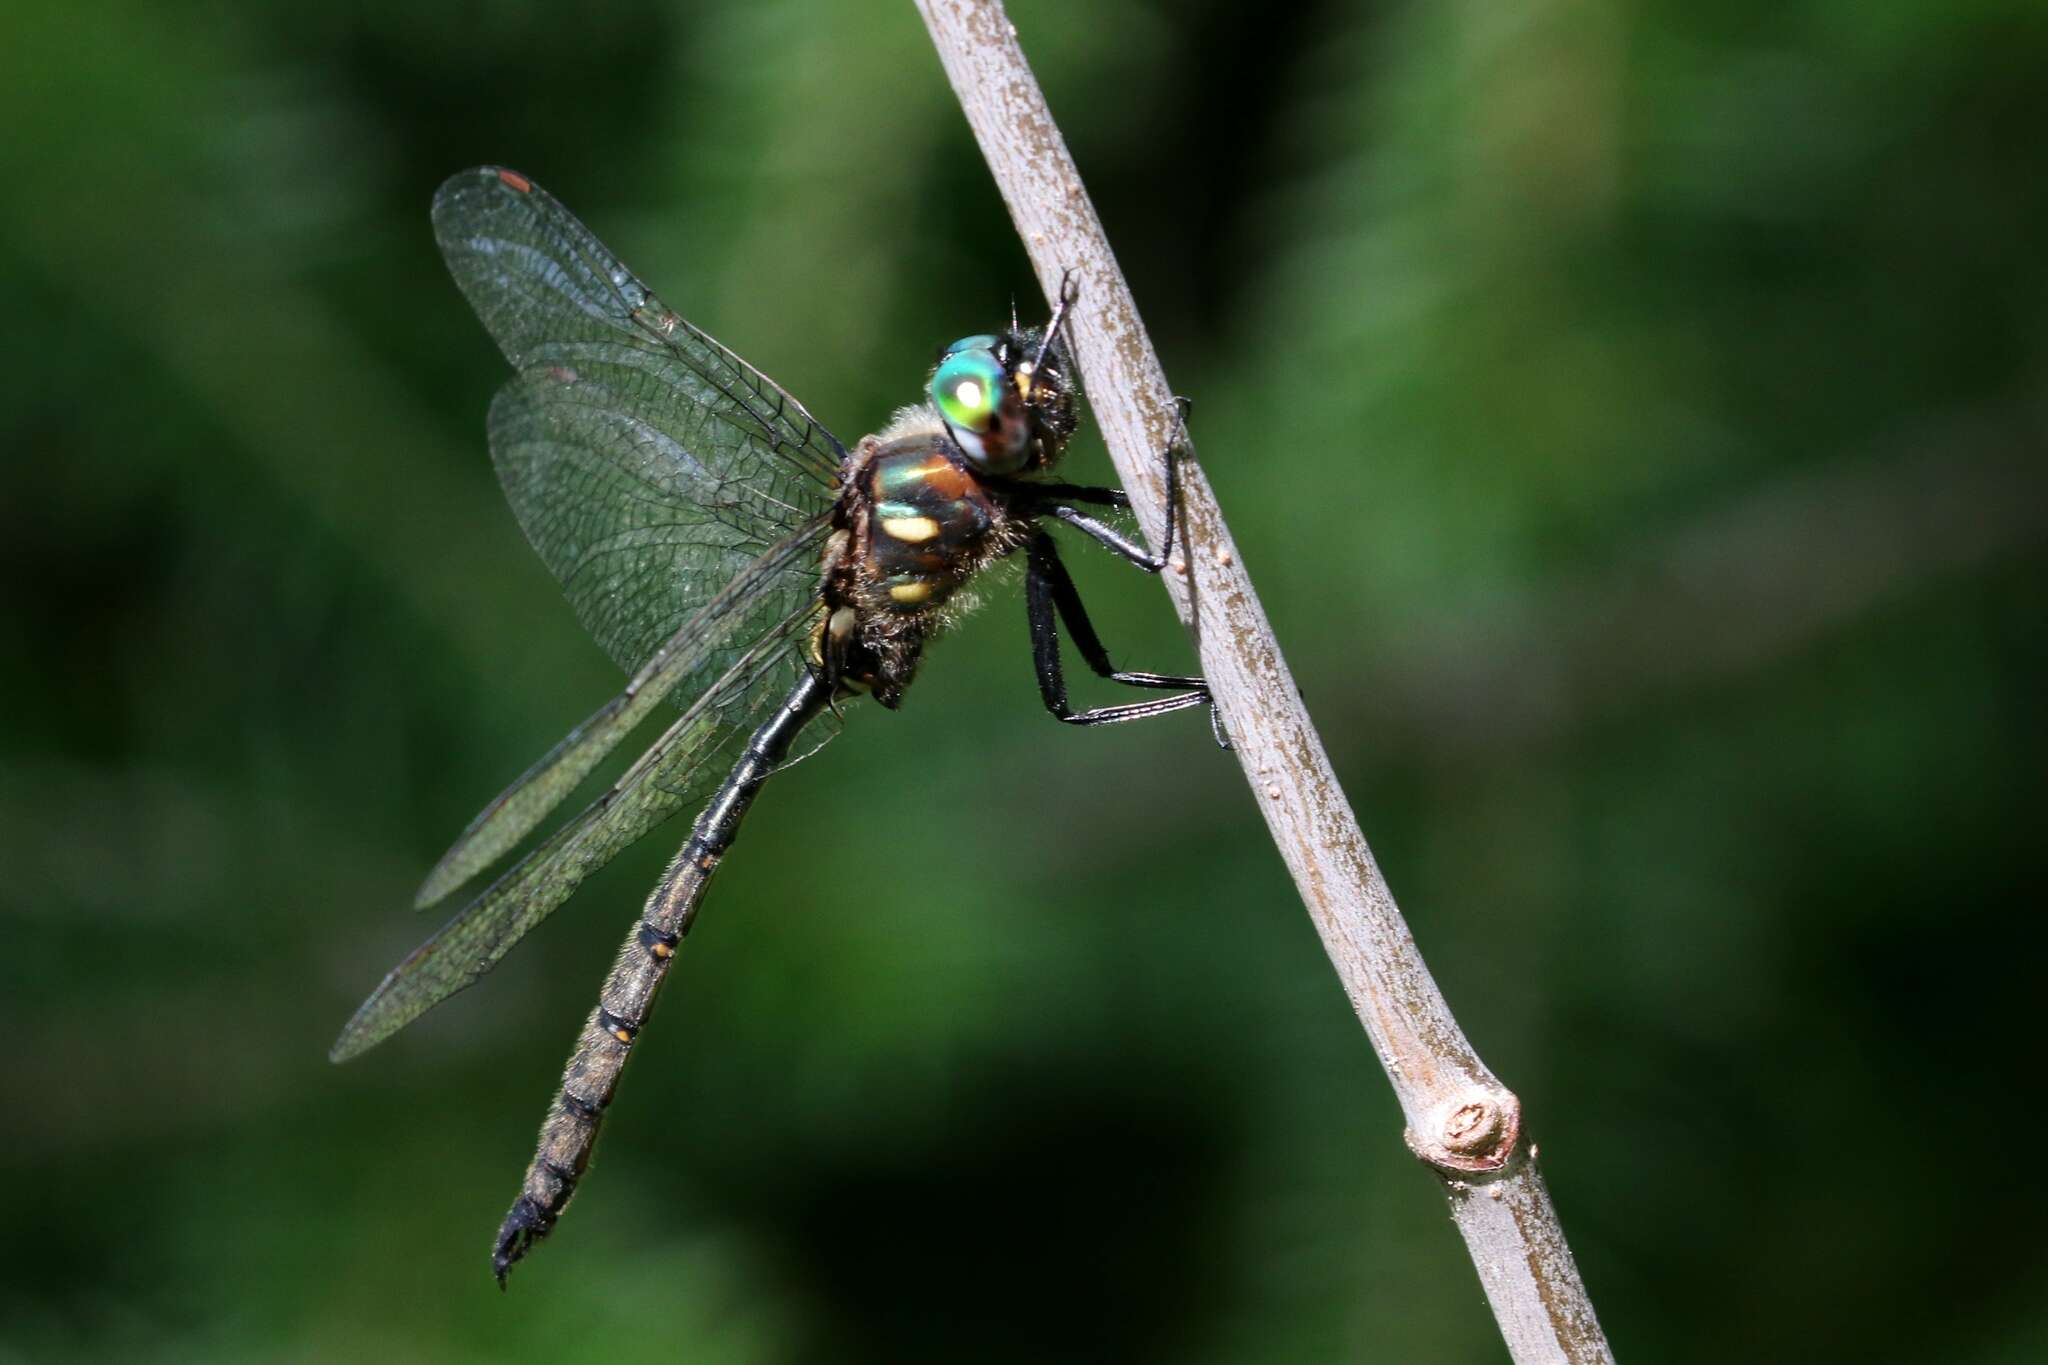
[434,165,845,676]
[336,168,857,1056]
[413,166,847,908]
[413,512,831,909]
[331,617,840,1062]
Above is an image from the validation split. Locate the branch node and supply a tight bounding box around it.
[1405,1090,1522,1174]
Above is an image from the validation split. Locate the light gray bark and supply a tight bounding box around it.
[914,4,1616,1360]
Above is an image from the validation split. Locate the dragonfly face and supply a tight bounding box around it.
[332,167,1214,1284]
[929,323,1079,475]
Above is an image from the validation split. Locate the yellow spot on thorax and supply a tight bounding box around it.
[880,515,941,544]
[888,580,933,605]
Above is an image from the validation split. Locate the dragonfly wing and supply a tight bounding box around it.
[341,168,859,1053]
[419,168,851,903]
[484,360,831,683]
[434,166,845,676]
[414,507,830,909]
[333,621,842,1062]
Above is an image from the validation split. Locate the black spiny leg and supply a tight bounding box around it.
[1025,531,1213,729]
[1005,397,1194,571]
[1012,400,1226,744]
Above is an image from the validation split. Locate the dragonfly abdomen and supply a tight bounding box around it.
[491,670,834,1284]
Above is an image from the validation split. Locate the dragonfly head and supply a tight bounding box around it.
[930,323,1078,476]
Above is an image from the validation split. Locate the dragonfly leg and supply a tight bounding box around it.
[1041,396,1192,573]
[1003,396,1194,571]
[1024,530,1223,739]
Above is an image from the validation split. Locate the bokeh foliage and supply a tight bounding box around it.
[2,0,2043,1360]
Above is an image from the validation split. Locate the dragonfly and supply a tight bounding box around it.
[330,166,1218,1285]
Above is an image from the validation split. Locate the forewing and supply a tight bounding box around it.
[434,166,843,674]
[331,623,840,1062]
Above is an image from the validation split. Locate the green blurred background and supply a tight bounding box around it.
[3,0,2043,1360]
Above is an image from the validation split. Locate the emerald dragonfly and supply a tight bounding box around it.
[331,167,1216,1283]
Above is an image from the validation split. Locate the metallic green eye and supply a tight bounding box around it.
[932,348,1003,433]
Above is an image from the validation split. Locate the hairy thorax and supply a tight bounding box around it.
[816,406,1028,706]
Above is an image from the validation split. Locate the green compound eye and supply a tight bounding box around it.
[932,347,1003,434]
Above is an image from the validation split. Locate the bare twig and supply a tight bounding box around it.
[915,3,1615,1359]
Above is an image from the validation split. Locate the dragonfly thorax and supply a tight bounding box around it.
[820,411,1024,706]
